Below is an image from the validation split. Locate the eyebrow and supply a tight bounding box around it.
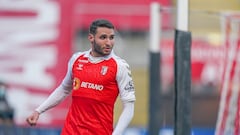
[99,33,115,36]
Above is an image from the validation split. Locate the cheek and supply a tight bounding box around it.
[95,40,103,45]
[110,40,115,45]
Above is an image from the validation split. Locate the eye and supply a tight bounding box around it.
[100,35,107,40]
[110,35,114,40]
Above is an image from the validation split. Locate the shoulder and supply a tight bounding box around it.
[71,51,85,59]
[111,54,131,73]
[70,51,87,62]
[68,51,87,66]
[111,53,129,68]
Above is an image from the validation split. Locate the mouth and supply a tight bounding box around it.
[104,47,112,52]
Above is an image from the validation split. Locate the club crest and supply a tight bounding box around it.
[101,66,108,75]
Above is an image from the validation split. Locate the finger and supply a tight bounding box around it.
[26,117,36,126]
[30,123,36,126]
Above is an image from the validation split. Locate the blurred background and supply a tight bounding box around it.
[0,0,240,135]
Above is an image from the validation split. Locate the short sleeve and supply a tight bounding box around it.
[116,58,136,102]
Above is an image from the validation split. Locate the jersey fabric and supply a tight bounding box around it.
[61,50,135,135]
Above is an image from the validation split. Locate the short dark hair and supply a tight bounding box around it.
[89,19,115,35]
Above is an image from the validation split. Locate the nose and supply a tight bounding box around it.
[106,38,112,45]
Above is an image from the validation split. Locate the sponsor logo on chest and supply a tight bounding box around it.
[73,77,104,91]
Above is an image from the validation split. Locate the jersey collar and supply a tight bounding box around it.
[84,49,113,63]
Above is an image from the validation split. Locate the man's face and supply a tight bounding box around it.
[88,27,115,57]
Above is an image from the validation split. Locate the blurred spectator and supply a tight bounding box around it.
[0,81,14,126]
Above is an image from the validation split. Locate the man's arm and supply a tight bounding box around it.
[112,101,134,135]
[114,57,136,135]
[35,84,72,114]
[26,52,81,126]
[26,82,72,126]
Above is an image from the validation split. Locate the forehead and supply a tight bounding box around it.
[95,27,115,35]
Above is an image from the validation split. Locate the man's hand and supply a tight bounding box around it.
[26,111,40,126]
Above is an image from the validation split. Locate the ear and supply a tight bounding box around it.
[88,34,94,43]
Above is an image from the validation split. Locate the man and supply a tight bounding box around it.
[26,19,136,135]
[0,81,14,126]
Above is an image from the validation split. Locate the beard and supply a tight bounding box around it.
[92,40,112,56]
